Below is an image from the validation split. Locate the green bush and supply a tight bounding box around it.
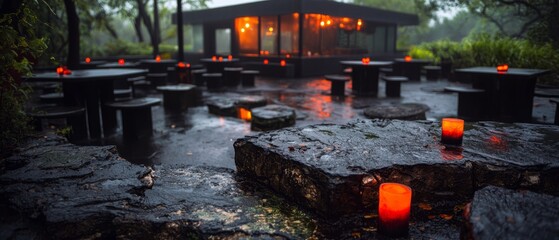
[103,39,152,56]
[410,35,559,84]
[1,4,47,157]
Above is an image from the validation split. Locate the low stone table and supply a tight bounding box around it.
[464,186,559,240]
[364,103,429,120]
[234,120,559,218]
[251,104,296,131]
[156,84,196,111]
[207,95,268,117]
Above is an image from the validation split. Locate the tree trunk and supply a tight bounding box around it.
[64,0,80,69]
[134,16,144,42]
[153,0,160,57]
[136,0,155,50]
[177,0,184,61]
[550,0,559,46]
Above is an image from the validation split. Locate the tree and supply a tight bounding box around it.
[63,0,80,68]
[425,0,559,46]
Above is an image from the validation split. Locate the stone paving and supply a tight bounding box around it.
[3,75,557,239]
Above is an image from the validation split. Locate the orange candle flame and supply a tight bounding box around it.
[177,62,186,68]
[228,55,233,60]
[280,60,286,67]
[218,56,223,62]
[63,69,72,75]
[404,55,412,62]
[441,118,464,145]
[263,59,269,65]
[497,64,509,73]
[155,55,161,62]
[238,107,252,121]
[286,54,291,58]
[56,66,64,75]
[378,183,412,238]
[362,57,370,64]
[118,58,125,65]
[212,56,217,61]
[85,57,91,63]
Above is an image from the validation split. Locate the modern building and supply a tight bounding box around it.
[173,0,418,77]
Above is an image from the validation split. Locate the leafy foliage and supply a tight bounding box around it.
[410,34,559,84]
[0,2,48,157]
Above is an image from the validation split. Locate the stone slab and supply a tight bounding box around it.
[234,120,559,218]
[251,104,296,131]
[364,103,429,120]
[0,135,316,239]
[464,186,559,240]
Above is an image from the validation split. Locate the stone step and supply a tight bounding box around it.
[234,119,559,218]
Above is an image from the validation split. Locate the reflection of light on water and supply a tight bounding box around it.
[488,135,508,151]
[439,146,464,161]
[304,95,332,119]
[305,79,331,92]
[219,117,225,127]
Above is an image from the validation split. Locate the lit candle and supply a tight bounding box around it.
[218,56,223,62]
[177,62,186,68]
[497,64,508,73]
[228,55,233,61]
[441,118,464,145]
[361,57,370,64]
[286,54,291,58]
[56,66,64,75]
[404,55,412,62]
[155,55,161,62]
[85,57,91,63]
[263,59,269,65]
[238,107,252,121]
[63,69,72,75]
[280,60,286,67]
[118,58,125,65]
[378,183,412,238]
[211,56,217,61]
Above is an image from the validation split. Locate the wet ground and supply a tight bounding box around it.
[92,76,556,169]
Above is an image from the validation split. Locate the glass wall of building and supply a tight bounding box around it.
[260,16,278,55]
[280,13,299,56]
[302,14,391,56]
[235,17,259,56]
[184,24,204,53]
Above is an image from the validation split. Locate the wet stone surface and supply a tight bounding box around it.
[234,119,559,218]
[0,134,468,239]
[363,103,430,120]
[251,104,297,131]
[207,95,268,117]
[465,186,559,240]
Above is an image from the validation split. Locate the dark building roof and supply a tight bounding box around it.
[172,0,419,26]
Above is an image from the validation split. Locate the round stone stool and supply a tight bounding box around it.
[364,103,429,120]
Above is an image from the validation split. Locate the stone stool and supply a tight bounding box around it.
[550,99,559,125]
[241,70,259,87]
[424,65,441,81]
[106,97,161,140]
[39,92,64,105]
[192,69,207,86]
[203,73,223,91]
[324,75,350,96]
[364,103,430,120]
[156,84,196,111]
[251,104,296,131]
[444,86,487,121]
[223,67,243,87]
[27,105,87,141]
[382,76,409,97]
[207,97,237,117]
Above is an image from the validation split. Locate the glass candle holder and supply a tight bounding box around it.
[378,183,412,238]
[441,118,464,145]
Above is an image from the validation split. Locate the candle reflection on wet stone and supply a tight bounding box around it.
[378,183,412,238]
